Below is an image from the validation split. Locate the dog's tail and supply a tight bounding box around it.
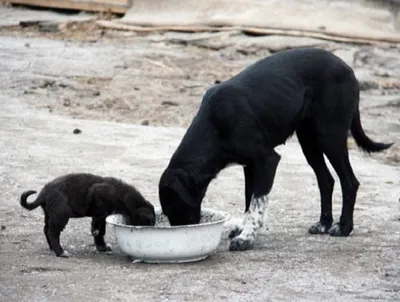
[20,190,42,210]
[350,108,393,153]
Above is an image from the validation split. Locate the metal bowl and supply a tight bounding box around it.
[106,207,231,263]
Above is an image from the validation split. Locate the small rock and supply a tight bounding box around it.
[58,83,68,88]
[134,87,140,91]
[38,22,60,33]
[358,80,379,91]
[39,80,55,89]
[1,225,6,230]
[214,80,221,84]
[115,64,128,69]
[92,91,101,96]
[25,42,30,47]
[73,128,82,134]
[374,69,391,78]
[141,120,149,126]
[161,101,179,106]
[63,98,71,107]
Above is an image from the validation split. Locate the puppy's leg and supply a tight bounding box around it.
[297,121,334,234]
[230,151,280,251]
[322,135,359,236]
[47,216,69,258]
[46,191,70,257]
[91,217,111,252]
[228,165,254,239]
[43,212,52,250]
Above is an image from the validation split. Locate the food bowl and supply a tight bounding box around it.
[106,207,230,263]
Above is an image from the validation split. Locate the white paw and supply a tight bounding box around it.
[60,250,69,258]
[229,236,255,251]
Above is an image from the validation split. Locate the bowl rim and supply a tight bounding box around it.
[106,207,231,230]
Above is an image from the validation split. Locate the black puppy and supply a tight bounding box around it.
[158,47,393,251]
[20,173,155,257]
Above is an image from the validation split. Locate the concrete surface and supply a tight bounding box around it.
[1,94,399,301]
[0,6,399,301]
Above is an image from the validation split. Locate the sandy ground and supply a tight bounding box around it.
[0,5,399,302]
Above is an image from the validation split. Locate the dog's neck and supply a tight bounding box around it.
[170,143,226,180]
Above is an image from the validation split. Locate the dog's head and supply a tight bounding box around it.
[158,168,207,226]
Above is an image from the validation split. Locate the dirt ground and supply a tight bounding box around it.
[0,5,399,302]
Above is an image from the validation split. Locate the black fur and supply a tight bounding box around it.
[159,48,393,242]
[20,173,155,257]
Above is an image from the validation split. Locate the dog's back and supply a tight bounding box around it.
[198,48,357,147]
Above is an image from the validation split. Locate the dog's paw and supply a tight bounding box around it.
[57,250,69,258]
[229,237,254,251]
[308,221,329,235]
[328,222,353,237]
[228,226,243,239]
[91,229,100,237]
[96,244,112,253]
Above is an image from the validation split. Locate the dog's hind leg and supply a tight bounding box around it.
[228,165,254,239]
[91,217,112,253]
[322,135,359,236]
[296,121,334,234]
[229,151,281,251]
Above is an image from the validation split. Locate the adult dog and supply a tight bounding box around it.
[158,48,393,251]
[20,173,155,257]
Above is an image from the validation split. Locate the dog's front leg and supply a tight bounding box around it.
[229,150,281,251]
[229,194,268,251]
[228,165,254,239]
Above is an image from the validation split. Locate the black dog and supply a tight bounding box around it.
[20,173,155,257]
[158,47,393,251]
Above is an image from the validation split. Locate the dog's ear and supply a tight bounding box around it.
[160,169,198,207]
[135,206,156,226]
[172,170,199,207]
[90,183,116,202]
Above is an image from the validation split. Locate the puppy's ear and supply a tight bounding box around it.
[136,206,156,226]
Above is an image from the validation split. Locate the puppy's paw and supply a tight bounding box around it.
[308,221,329,235]
[96,244,112,253]
[328,222,353,237]
[229,237,254,251]
[57,250,69,258]
[228,226,243,239]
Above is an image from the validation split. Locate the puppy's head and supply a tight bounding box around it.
[122,192,156,227]
[130,202,156,226]
[158,168,205,226]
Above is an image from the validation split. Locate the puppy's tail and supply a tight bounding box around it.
[350,108,393,153]
[20,190,42,210]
